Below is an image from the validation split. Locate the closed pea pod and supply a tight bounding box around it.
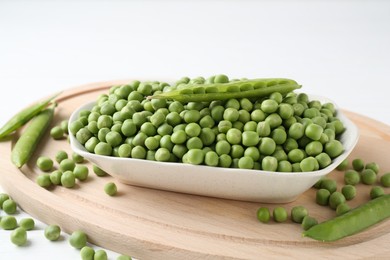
[11,104,56,168]
[303,195,390,241]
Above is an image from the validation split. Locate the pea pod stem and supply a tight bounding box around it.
[0,92,61,139]
[303,194,390,242]
[11,103,56,168]
[148,78,301,102]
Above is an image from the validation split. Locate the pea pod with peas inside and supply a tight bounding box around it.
[303,194,390,241]
[11,103,56,168]
[148,78,301,102]
[0,92,60,139]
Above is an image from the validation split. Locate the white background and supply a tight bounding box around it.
[1,0,390,259]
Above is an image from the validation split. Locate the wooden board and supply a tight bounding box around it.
[1,80,390,259]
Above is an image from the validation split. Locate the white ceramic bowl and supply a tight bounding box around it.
[69,95,359,203]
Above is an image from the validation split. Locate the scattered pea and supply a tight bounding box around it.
[50,170,63,185]
[55,150,68,163]
[94,249,108,260]
[81,246,95,260]
[365,162,379,174]
[10,227,27,246]
[273,207,288,223]
[69,230,88,249]
[256,207,271,223]
[336,203,350,216]
[316,189,331,206]
[36,156,53,172]
[19,218,35,231]
[104,182,117,196]
[370,186,385,199]
[380,173,390,187]
[61,171,76,188]
[291,206,308,223]
[60,158,76,172]
[117,255,132,260]
[352,158,365,171]
[320,179,337,194]
[341,185,356,200]
[361,169,377,185]
[3,199,17,214]
[1,215,18,230]
[50,126,65,140]
[301,216,318,231]
[344,170,360,185]
[72,152,84,163]
[93,165,107,177]
[0,193,10,209]
[36,174,52,188]
[336,159,348,171]
[329,192,346,210]
[44,225,61,241]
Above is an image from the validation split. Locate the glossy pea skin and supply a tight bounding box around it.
[69,230,88,249]
[273,207,288,223]
[303,195,390,241]
[262,156,278,171]
[257,207,271,223]
[10,227,27,246]
[50,126,65,140]
[74,165,89,181]
[36,174,52,188]
[45,225,61,241]
[61,171,76,188]
[60,158,76,172]
[104,182,117,196]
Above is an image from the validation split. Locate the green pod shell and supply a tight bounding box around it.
[149,78,300,102]
[0,92,59,139]
[11,105,55,168]
[303,194,390,241]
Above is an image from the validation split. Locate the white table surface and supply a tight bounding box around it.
[1,0,390,259]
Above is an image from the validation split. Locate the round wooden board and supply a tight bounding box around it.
[1,80,390,259]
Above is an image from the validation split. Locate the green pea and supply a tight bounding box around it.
[259,137,276,155]
[256,207,271,223]
[60,158,76,172]
[329,192,346,210]
[117,255,132,260]
[0,193,10,209]
[36,174,52,188]
[69,230,88,249]
[341,185,356,200]
[365,162,380,174]
[336,159,348,171]
[261,99,278,113]
[325,140,344,158]
[316,188,331,206]
[288,149,305,163]
[315,153,331,169]
[301,216,318,231]
[61,171,76,188]
[204,151,219,167]
[344,170,360,185]
[277,160,292,172]
[370,186,385,199]
[215,140,231,155]
[261,156,278,171]
[305,141,323,156]
[352,158,365,171]
[185,149,204,165]
[361,169,377,185]
[273,207,288,222]
[380,173,390,187]
[69,120,84,136]
[1,215,17,230]
[72,152,84,163]
[256,121,271,137]
[131,145,146,159]
[93,165,107,177]
[291,206,308,223]
[320,179,337,194]
[238,156,254,169]
[336,203,350,216]
[19,218,35,230]
[94,249,108,260]
[288,122,305,140]
[219,154,232,168]
[3,199,17,214]
[94,142,113,156]
[37,156,53,172]
[80,246,95,260]
[44,225,61,241]
[74,165,89,181]
[10,227,27,246]
[313,178,323,189]
[60,120,69,134]
[305,124,323,141]
[104,182,117,196]
[265,113,282,128]
[50,126,65,140]
[300,157,318,172]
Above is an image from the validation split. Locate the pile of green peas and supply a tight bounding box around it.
[71,75,346,172]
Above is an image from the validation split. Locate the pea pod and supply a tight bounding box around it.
[303,194,390,241]
[11,104,56,168]
[148,78,301,102]
[0,92,60,139]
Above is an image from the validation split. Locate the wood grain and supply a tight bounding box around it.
[1,80,390,260]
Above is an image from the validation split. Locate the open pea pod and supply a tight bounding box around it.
[148,78,301,102]
[0,92,60,139]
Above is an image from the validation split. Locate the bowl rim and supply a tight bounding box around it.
[69,94,359,177]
